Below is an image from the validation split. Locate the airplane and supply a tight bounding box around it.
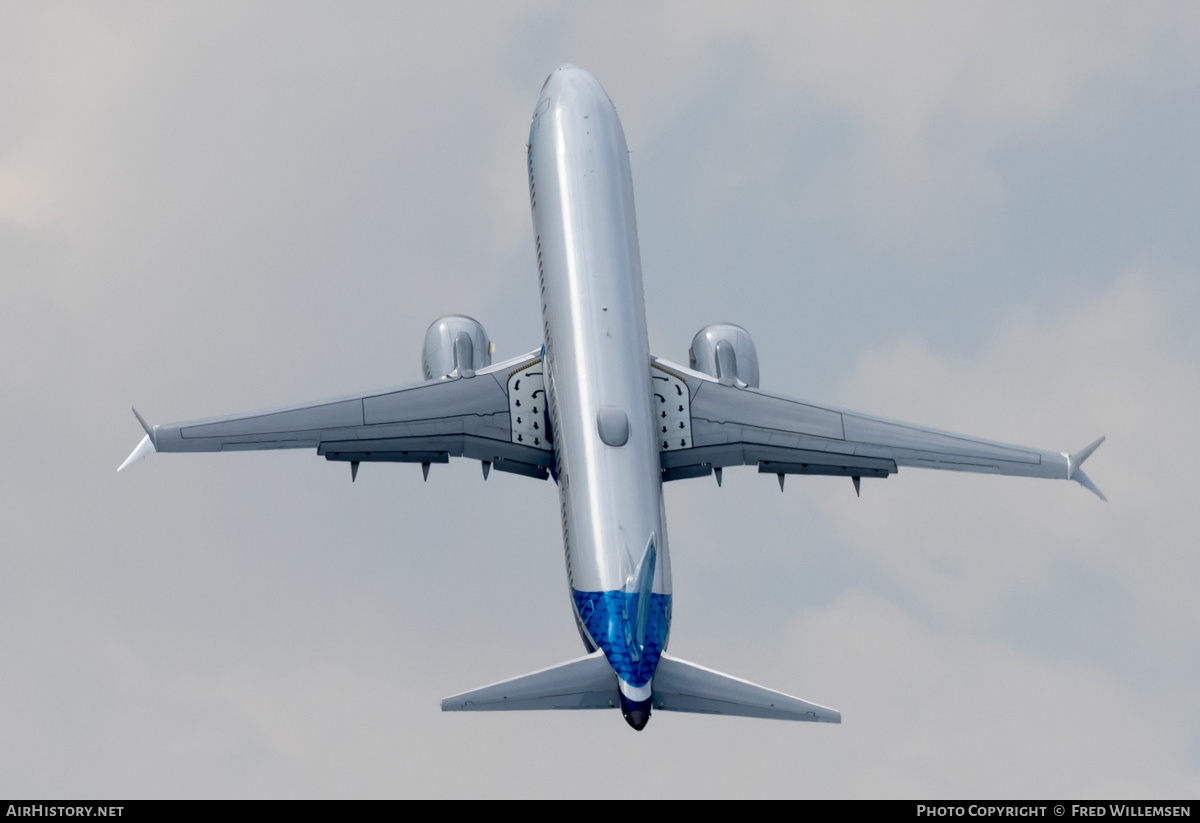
[119,65,1106,731]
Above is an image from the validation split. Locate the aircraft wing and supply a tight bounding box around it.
[119,349,555,480]
[651,356,1106,499]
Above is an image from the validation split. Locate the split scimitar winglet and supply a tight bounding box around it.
[117,407,158,472]
[1064,436,1107,502]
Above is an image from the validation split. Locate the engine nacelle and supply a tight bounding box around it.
[688,323,759,388]
[422,315,493,379]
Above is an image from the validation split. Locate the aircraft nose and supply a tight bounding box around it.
[543,63,582,87]
[542,64,601,95]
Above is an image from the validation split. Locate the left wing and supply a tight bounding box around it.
[119,349,554,480]
[651,355,1106,499]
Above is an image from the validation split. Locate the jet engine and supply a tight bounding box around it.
[422,315,494,379]
[688,323,759,388]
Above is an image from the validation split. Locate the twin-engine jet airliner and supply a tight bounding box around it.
[120,65,1105,731]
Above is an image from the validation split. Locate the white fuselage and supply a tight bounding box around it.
[528,66,672,706]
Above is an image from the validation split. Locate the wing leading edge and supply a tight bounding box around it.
[652,355,1106,499]
[119,349,554,480]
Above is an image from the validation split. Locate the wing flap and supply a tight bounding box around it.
[319,433,552,477]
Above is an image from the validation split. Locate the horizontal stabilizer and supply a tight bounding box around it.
[441,651,618,712]
[651,653,841,723]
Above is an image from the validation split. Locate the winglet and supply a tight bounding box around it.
[131,406,157,447]
[117,434,156,472]
[1067,436,1105,479]
[1072,467,1107,502]
[1065,436,1107,501]
[118,408,159,472]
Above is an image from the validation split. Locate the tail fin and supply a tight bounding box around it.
[441,651,618,712]
[651,653,841,723]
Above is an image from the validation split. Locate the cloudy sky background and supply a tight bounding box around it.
[2,1,1198,798]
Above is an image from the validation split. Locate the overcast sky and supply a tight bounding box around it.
[2,1,1199,798]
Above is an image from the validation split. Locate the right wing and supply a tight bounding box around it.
[652,355,1106,499]
[119,349,555,480]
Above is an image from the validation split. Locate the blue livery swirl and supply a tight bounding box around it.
[573,590,671,687]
